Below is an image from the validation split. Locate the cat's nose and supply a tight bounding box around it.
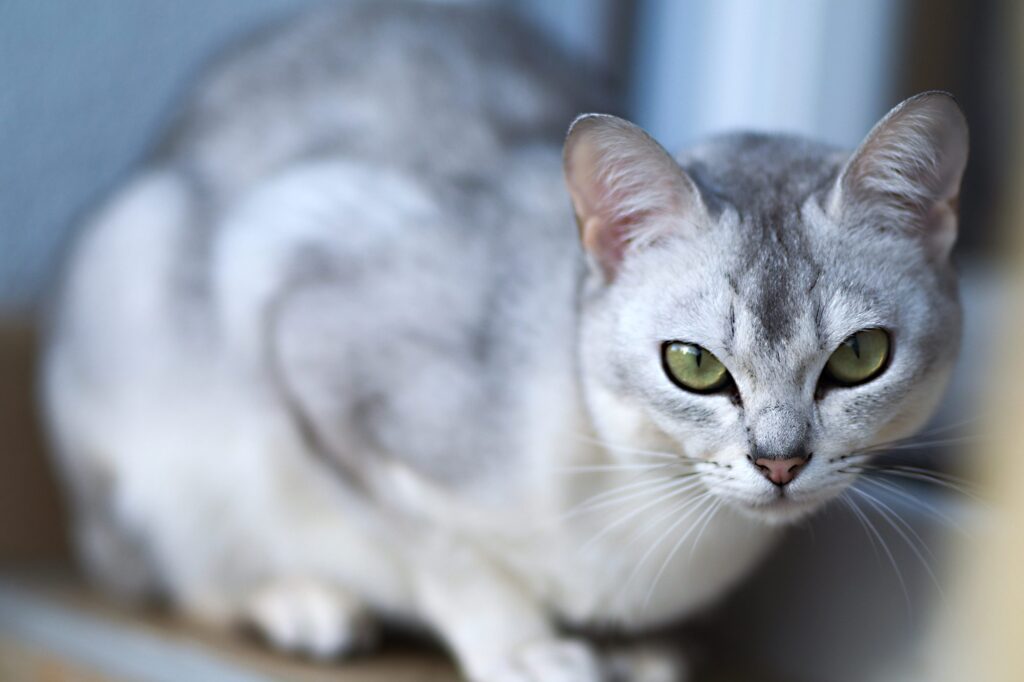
[752,454,809,486]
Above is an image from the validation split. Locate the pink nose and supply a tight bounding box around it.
[754,457,808,486]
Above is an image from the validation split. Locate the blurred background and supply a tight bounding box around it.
[0,1,1021,681]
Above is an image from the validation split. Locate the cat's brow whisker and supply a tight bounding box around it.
[850,486,946,602]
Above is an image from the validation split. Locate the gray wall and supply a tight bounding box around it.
[0,1,332,314]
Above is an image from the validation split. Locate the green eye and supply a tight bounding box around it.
[662,341,731,393]
[825,328,891,386]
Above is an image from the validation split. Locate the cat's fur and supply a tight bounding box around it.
[41,1,969,680]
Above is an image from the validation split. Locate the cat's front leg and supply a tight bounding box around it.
[605,642,690,682]
[414,542,606,682]
[240,577,378,660]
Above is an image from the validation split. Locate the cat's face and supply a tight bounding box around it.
[565,93,968,523]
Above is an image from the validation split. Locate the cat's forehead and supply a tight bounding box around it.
[721,216,894,355]
[678,132,845,212]
[635,133,921,353]
[678,134,892,343]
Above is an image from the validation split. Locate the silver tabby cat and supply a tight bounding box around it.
[42,1,968,680]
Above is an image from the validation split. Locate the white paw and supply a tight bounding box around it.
[242,578,376,660]
[485,639,606,682]
[605,644,689,682]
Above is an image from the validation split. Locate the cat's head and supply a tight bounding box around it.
[564,92,968,523]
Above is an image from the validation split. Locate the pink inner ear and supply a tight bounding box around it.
[833,94,968,258]
[579,212,644,280]
[567,152,638,279]
[571,156,683,279]
[564,114,706,281]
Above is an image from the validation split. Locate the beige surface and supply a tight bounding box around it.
[0,639,125,682]
[925,4,1024,679]
[0,574,459,682]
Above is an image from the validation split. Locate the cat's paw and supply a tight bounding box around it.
[605,644,689,682]
[484,639,606,682]
[242,578,377,660]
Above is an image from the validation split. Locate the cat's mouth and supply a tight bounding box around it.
[737,490,823,523]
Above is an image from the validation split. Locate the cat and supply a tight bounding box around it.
[40,1,968,680]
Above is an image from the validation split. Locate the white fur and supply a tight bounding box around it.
[41,7,966,679]
[44,161,770,681]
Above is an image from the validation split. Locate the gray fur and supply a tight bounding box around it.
[567,92,966,520]
[680,134,841,345]
[41,2,968,677]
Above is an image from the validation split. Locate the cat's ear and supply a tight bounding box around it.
[563,114,706,281]
[830,91,969,260]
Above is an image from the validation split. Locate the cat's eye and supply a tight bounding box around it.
[825,328,890,386]
[662,341,732,393]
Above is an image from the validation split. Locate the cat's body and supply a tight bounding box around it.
[42,2,968,680]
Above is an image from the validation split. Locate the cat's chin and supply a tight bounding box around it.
[730,494,827,526]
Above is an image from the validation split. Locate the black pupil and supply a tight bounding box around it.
[693,346,702,367]
[848,334,861,358]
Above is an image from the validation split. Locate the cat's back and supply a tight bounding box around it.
[41,3,596,597]
[48,0,604,373]
[160,0,610,201]
[44,0,594,461]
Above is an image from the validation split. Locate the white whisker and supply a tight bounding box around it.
[643,496,720,607]
[561,474,699,522]
[554,462,679,475]
[870,434,982,452]
[917,416,979,436]
[847,466,981,501]
[568,433,699,462]
[841,491,882,563]
[687,497,723,560]
[842,490,911,613]
[581,478,706,552]
[857,476,969,536]
[620,491,715,596]
[850,486,945,601]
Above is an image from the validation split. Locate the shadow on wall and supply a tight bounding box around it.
[0,323,69,564]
